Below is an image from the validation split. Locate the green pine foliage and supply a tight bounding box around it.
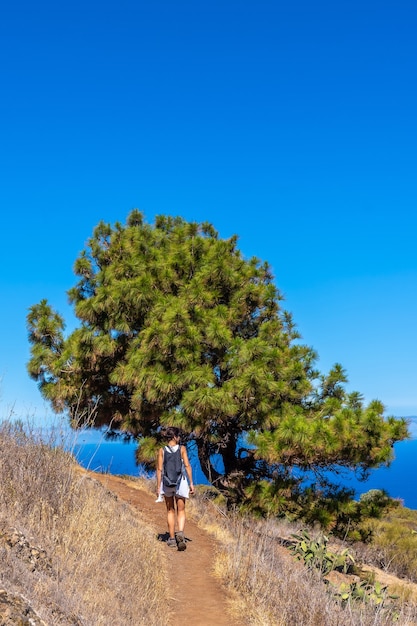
[27,210,409,510]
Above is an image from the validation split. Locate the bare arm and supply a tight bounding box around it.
[156,447,163,496]
[181,445,195,494]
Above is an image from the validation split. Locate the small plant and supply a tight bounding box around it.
[340,580,390,604]
[290,530,355,575]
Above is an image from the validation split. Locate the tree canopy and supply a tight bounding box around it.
[27,210,408,507]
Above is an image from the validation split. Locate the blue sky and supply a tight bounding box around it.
[1,0,416,422]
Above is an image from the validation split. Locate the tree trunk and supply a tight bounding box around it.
[196,437,224,488]
[222,431,237,476]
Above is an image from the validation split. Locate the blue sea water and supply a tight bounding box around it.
[74,439,140,476]
[72,418,417,510]
[72,436,208,482]
[323,439,416,507]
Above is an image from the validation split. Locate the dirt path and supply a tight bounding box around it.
[88,471,240,626]
[85,470,417,625]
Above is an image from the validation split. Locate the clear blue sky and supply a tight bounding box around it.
[1,0,416,422]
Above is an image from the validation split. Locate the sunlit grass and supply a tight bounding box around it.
[2,417,417,626]
[0,419,169,625]
[187,485,417,626]
[356,508,417,582]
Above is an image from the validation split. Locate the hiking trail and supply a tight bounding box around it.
[88,471,240,626]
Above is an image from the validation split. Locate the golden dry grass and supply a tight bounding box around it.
[187,486,417,626]
[362,514,417,582]
[0,420,168,626]
[3,419,417,626]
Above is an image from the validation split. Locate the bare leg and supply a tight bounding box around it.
[165,496,176,538]
[176,497,186,532]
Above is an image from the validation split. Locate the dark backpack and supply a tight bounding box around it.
[163,445,183,488]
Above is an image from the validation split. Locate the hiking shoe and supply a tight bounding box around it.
[175,531,186,551]
[167,537,177,548]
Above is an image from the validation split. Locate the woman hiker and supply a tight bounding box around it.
[156,427,195,551]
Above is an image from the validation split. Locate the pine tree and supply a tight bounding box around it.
[27,210,408,501]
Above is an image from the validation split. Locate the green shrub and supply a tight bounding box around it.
[290,530,355,575]
[369,516,417,581]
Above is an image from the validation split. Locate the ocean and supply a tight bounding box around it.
[72,418,417,510]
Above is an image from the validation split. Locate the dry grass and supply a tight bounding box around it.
[356,511,417,582]
[188,487,417,626]
[3,418,417,626]
[0,420,169,626]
